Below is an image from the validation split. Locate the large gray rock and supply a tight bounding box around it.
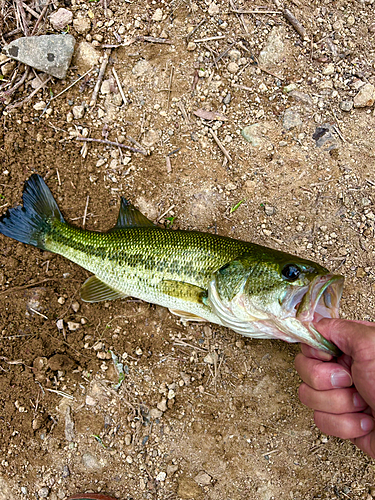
[2,34,75,79]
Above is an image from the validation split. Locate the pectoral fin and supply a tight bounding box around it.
[160,280,207,303]
[80,276,128,303]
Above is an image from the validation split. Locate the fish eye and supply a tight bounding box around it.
[281,264,301,282]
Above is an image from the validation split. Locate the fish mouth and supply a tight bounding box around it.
[295,274,344,355]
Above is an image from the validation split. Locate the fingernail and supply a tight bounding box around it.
[361,418,374,433]
[331,370,352,388]
[353,393,367,408]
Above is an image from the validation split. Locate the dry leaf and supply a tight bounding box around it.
[193,109,228,121]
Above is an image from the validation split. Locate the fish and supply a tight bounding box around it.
[0,174,344,355]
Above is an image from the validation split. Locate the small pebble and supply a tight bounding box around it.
[339,100,354,112]
[72,105,85,119]
[227,62,239,74]
[39,487,49,498]
[33,101,47,111]
[156,471,166,482]
[67,321,80,331]
[223,93,231,105]
[71,301,80,313]
[187,42,196,51]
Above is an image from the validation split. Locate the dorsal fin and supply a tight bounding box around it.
[112,197,156,230]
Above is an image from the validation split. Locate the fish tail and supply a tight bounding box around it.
[0,174,64,250]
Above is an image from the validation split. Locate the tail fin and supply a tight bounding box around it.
[0,174,64,250]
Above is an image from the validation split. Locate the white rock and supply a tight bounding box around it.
[208,2,220,15]
[72,105,85,119]
[227,62,239,74]
[33,101,46,111]
[353,83,375,108]
[322,63,335,75]
[100,79,112,94]
[50,8,73,31]
[157,398,168,412]
[187,41,196,51]
[85,395,96,406]
[156,471,166,482]
[67,321,80,331]
[152,8,163,21]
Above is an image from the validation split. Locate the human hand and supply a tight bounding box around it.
[295,318,375,457]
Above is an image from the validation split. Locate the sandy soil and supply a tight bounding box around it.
[1,0,375,499]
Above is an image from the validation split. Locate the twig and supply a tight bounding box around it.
[90,48,111,107]
[209,128,232,162]
[15,0,30,36]
[56,168,61,186]
[0,278,56,296]
[31,0,51,36]
[28,307,48,320]
[166,156,172,173]
[328,103,347,143]
[126,135,147,155]
[137,35,171,44]
[3,67,30,99]
[111,67,126,105]
[51,68,93,101]
[45,388,74,400]
[215,42,236,64]
[157,204,176,222]
[76,137,147,155]
[283,8,307,39]
[22,2,39,18]
[194,35,226,43]
[83,195,89,228]
[230,8,280,14]
[6,76,52,110]
[186,19,206,40]
[167,65,174,110]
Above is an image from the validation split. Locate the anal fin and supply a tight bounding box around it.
[169,308,208,324]
[80,276,128,303]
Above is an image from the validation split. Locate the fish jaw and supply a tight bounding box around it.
[208,273,344,356]
[294,274,344,355]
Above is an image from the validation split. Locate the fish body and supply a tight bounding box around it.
[0,175,344,355]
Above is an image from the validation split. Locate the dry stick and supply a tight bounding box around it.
[52,67,93,101]
[209,128,232,163]
[283,8,307,39]
[76,136,147,155]
[15,0,30,35]
[215,41,236,64]
[126,135,147,155]
[186,18,206,40]
[6,75,52,110]
[31,0,51,35]
[194,35,226,43]
[3,67,30,98]
[82,195,89,228]
[0,278,56,296]
[22,2,39,18]
[157,204,176,223]
[90,48,111,107]
[328,103,347,143]
[167,65,174,110]
[111,66,126,105]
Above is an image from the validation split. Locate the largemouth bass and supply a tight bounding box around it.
[0,174,344,355]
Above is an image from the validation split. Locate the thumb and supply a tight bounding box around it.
[314,318,375,361]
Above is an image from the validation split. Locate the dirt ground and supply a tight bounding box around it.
[1,0,375,499]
